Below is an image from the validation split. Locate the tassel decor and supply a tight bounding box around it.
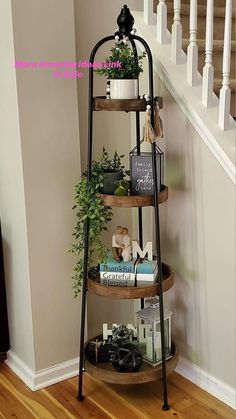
[154,100,163,139]
[143,104,155,143]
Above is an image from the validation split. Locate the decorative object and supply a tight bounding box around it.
[153,100,163,139]
[112,343,143,372]
[100,239,158,287]
[86,339,115,363]
[143,96,163,143]
[95,40,146,99]
[112,324,134,344]
[130,141,164,194]
[111,226,132,262]
[106,80,110,99]
[103,323,137,342]
[114,179,130,196]
[136,297,172,366]
[112,226,124,262]
[88,266,99,281]
[143,103,155,143]
[121,227,132,262]
[132,240,152,260]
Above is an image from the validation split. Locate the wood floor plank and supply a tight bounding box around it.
[0,385,34,419]
[107,381,186,419]
[46,379,110,419]
[0,364,75,419]
[169,372,236,419]
[70,374,148,419]
[0,362,235,419]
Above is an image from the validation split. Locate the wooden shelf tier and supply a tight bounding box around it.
[84,339,178,385]
[99,185,168,208]
[87,262,174,299]
[93,96,163,112]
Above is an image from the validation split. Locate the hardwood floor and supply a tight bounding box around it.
[0,363,235,418]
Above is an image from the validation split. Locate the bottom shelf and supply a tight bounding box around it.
[84,338,179,385]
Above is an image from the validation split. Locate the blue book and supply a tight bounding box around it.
[100,254,135,273]
[136,259,158,274]
[100,254,157,274]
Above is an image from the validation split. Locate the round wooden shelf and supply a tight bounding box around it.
[87,262,174,299]
[84,339,178,385]
[99,185,168,208]
[93,96,163,112]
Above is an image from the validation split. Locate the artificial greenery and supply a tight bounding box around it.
[95,42,146,79]
[114,179,130,196]
[70,148,127,296]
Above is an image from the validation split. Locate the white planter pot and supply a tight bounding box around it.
[109,79,138,99]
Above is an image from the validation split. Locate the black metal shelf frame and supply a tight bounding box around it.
[77,5,170,411]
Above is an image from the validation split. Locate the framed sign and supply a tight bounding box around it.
[130,143,164,195]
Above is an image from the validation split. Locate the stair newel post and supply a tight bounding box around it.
[144,0,153,25]
[77,35,114,402]
[219,0,232,130]
[202,0,214,107]
[156,0,168,44]
[187,0,198,85]
[134,34,169,411]
[171,0,182,64]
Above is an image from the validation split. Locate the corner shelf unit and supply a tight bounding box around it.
[78,6,177,411]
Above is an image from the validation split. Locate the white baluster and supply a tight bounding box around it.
[202,0,214,107]
[219,0,232,130]
[157,0,167,44]
[187,0,198,85]
[171,0,182,64]
[144,0,153,25]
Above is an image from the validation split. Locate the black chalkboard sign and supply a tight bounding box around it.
[130,145,164,195]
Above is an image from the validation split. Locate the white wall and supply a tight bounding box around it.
[0,0,81,386]
[0,0,35,371]
[140,71,236,404]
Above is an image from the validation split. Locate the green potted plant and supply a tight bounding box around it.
[96,42,146,99]
[70,149,127,295]
[98,148,127,195]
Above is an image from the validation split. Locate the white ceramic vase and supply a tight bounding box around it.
[109,79,138,99]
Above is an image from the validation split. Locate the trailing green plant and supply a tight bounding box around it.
[95,42,146,79]
[70,148,127,296]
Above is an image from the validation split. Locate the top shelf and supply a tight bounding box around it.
[93,96,163,112]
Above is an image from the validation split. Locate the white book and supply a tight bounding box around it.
[136,265,158,286]
[100,266,159,287]
[100,271,135,287]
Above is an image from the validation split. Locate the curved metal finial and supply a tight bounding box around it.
[117,4,135,35]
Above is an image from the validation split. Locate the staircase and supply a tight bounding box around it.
[164,0,236,116]
[132,1,236,184]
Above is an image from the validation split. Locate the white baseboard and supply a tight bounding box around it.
[5,350,79,391]
[176,356,236,410]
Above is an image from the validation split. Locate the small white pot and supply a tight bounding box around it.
[109,79,138,99]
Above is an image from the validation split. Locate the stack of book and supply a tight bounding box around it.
[100,255,158,287]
